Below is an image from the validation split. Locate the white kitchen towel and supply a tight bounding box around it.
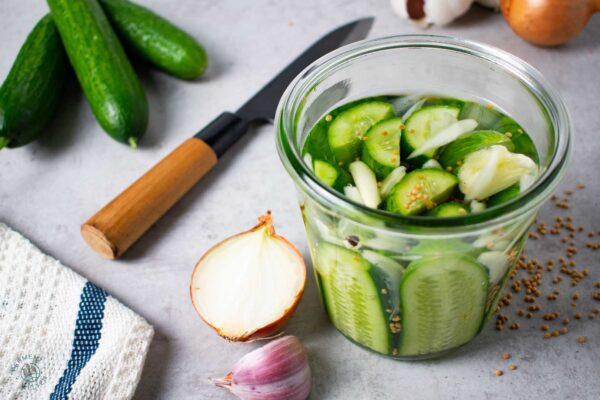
[0,223,154,400]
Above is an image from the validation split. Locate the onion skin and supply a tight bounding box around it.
[213,336,312,400]
[189,212,307,341]
[501,0,600,46]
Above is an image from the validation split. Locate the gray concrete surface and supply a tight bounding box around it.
[1,0,599,399]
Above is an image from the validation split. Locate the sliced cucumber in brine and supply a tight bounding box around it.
[315,242,391,354]
[459,101,503,129]
[313,159,352,192]
[493,116,539,165]
[401,105,460,166]
[426,201,469,217]
[361,117,403,180]
[399,255,488,356]
[328,101,395,165]
[385,169,458,216]
[487,184,520,207]
[438,130,515,170]
[407,239,478,258]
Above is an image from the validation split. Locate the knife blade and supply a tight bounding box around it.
[81,18,374,259]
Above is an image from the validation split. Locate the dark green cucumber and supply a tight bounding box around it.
[328,101,394,165]
[385,169,458,216]
[438,130,514,170]
[313,159,352,192]
[487,184,520,207]
[401,105,460,166]
[48,0,148,146]
[100,0,207,80]
[0,15,69,149]
[315,242,391,354]
[399,255,488,356]
[426,201,469,217]
[361,117,403,180]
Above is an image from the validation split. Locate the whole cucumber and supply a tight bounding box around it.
[100,0,208,80]
[48,0,148,146]
[0,15,69,149]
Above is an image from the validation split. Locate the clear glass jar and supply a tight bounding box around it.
[275,35,572,359]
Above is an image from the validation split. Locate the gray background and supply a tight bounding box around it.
[1,1,599,399]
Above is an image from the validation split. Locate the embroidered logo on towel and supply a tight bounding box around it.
[10,354,47,391]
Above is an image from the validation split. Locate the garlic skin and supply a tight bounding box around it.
[391,0,500,26]
[459,145,537,201]
[213,336,311,400]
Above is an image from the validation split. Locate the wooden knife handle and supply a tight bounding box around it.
[82,138,217,259]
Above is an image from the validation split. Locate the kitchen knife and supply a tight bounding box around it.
[81,18,374,259]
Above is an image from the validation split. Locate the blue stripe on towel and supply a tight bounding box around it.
[50,282,107,400]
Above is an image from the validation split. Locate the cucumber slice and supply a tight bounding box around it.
[493,116,540,165]
[348,161,381,208]
[487,184,520,207]
[407,239,477,258]
[426,201,469,217]
[313,159,352,192]
[438,130,515,170]
[315,243,391,354]
[459,101,502,129]
[328,101,395,165]
[303,97,392,163]
[399,255,488,356]
[385,169,458,216]
[401,105,460,165]
[361,117,403,179]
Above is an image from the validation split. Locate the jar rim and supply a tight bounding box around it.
[275,34,572,232]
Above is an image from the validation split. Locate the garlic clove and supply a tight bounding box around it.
[459,145,537,201]
[214,336,312,400]
[190,212,306,341]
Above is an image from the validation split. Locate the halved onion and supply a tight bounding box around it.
[190,212,306,341]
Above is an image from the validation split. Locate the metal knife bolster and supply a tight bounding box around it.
[194,112,249,158]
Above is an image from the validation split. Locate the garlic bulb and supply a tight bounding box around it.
[213,336,311,400]
[391,0,500,26]
[458,145,537,201]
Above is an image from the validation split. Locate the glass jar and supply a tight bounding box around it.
[275,35,572,359]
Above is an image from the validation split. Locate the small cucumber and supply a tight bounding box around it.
[426,201,469,217]
[328,101,395,165]
[0,15,69,148]
[438,130,515,170]
[399,255,488,356]
[487,184,520,207]
[313,159,352,192]
[100,0,208,80]
[385,169,458,216]
[401,105,460,166]
[315,242,391,354]
[48,0,149,146]
[361,117,403,180]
